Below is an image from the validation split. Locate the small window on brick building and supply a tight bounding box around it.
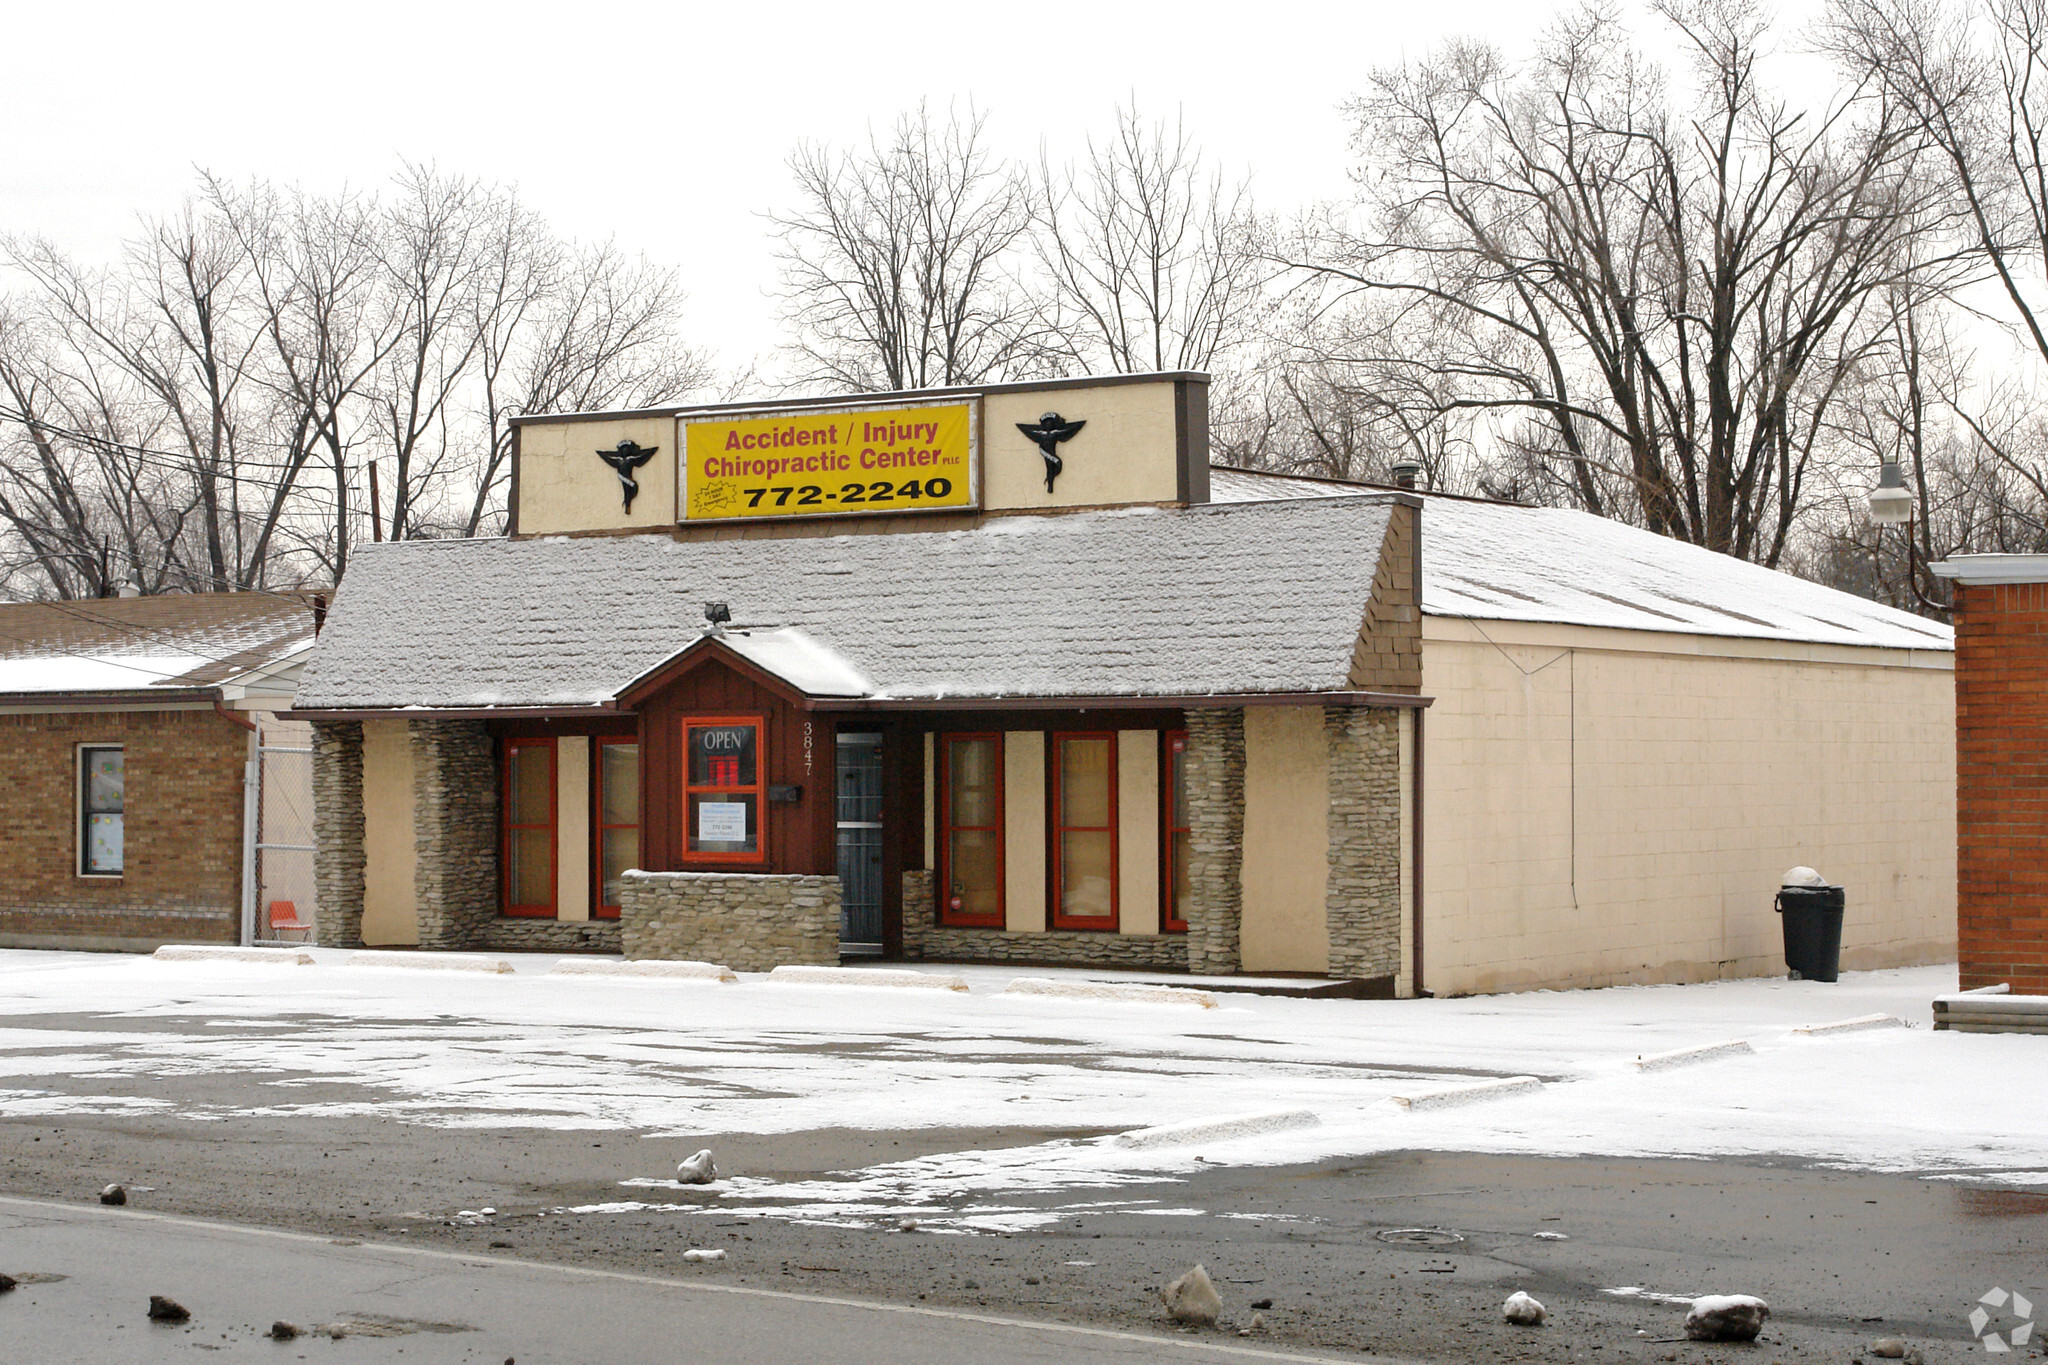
[79,745,124,876]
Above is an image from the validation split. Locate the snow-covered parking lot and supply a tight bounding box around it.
[0,950,2041,1222]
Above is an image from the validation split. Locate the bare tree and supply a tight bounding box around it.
[1035,106,1266,374]
[774,104,1041,392]
[1286,0,1964,565]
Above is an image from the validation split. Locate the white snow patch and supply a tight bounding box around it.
[0,653,213,693]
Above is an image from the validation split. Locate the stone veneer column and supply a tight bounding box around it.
[1184,708,1245,975]
[900,869,934,960]
[310,720,366,947]
[409,719,498,950]
[1325,707,1403,981]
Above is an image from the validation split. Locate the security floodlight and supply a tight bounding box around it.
[703,601,731,625]
[1868,461,1913,526]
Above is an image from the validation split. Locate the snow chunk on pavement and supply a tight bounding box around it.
[1002,977,1217,1008]
[1115,1109,1320,1150]
[1685,1294,1770,1341]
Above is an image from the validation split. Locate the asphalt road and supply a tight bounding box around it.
[1,1003,2043,1362]
[0,1194,1375,1364]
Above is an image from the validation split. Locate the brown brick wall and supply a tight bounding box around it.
[1954,581,2048,993]
[0,708,246,949]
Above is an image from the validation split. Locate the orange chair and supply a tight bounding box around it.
[266,900,312,942]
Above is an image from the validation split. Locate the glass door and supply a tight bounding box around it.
[835,732,886,954]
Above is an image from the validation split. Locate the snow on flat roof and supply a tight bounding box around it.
[298,497,1401,711]
[1210,468,1952,652]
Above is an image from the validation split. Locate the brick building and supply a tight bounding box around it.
[0,594,317,952]
[1930,556,2048,994]
[293,373,1956,993]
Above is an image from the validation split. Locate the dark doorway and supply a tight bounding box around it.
[835,731,886,954]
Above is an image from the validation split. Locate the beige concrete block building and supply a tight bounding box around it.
[294,373,1955,995]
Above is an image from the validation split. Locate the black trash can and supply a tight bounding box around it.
[1775,885,1845,981]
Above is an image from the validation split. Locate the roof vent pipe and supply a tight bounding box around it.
[1389,459,1423,491]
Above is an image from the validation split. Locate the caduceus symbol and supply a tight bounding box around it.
[597,440,659,512]
[1016,412,1085,493]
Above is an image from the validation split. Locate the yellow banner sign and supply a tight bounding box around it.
[681,401,977,521]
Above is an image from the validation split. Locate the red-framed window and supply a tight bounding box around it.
[1051,732,1118,930]
[502,737,557,917]
[1162,730,1189,933]
[593,737,640,919]
[938,733,1005,927]
[683,716,766,863]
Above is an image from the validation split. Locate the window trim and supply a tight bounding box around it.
[1161,730,1189,933]
[1049,730,1119,931]
[681,714,769,866]
[591,735,639,920]
[77,742,125,879]
[501,735,558,918]
[937,731,1006,928]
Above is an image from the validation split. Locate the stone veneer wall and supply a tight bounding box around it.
[311,720,366,948]
[409,720,498,950]
[1183,708,1246,975]
[478,919,623,953]
[898,873,1190,969]
[619,871,839,972]
[1325,707,1403,981]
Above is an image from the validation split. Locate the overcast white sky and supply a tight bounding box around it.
[0,0,1593,372]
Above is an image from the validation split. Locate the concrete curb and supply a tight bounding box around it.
[1791,1013,1910,1036]
[767,966,970,992]
[346,950,515,975]
[1631,1039,1755,1071]
[549,959,737,983]
[1388,1076,1544,1110]
[1002,977,1218,1008]
[152,945,315,965]
[1114,1108,1321,1150]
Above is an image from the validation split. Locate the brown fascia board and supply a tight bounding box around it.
[293,690,1431,721]
[0,687,220,709]
[509,372,1213,428]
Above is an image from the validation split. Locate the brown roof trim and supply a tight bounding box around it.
[296,690,1430,720]
[0,688,221,709]
[824,691,1433,713]
[510,372,1212,428]
[292,703,625,721]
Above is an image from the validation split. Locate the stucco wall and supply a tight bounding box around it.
[1002,731,1047,932]
[515,415,675,536]
[360,718,417,946]
[981,383,1180,511]
[1116,731,1162,935]
[1420,619,1957,995]
[556,735,590,922]
[1241,706,1331,973]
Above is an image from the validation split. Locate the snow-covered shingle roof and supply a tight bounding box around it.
[1210,468,1952,652]
[0,594,318,699]
[296,498,1400,711]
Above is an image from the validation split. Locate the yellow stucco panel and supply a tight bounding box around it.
[361,719,418,946]
[1116,731,1162,936]
[1241,706,1332,974]
[516,416,675,536]
[1003,731,1047,932]
[555,736,590,922]
[980,383,1182,511]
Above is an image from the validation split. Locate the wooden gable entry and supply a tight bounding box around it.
[629,650,835,878]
